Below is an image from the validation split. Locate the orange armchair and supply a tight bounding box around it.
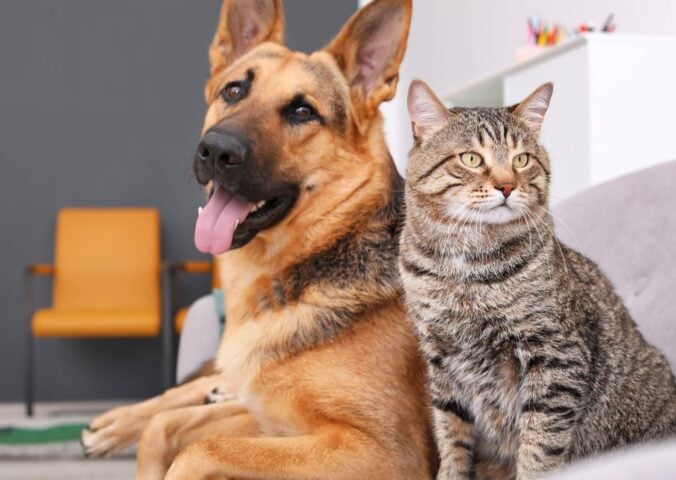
[169,261,220,333]
[25,208,171,416]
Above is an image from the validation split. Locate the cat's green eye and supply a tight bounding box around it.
[460,152,483,168]
[513,153,530,168]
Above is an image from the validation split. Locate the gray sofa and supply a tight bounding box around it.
[553,159,676,369]
[548,160,676,479]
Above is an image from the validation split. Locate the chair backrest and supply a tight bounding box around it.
[53,208,161,311]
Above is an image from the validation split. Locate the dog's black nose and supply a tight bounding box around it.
[196,130,247,168]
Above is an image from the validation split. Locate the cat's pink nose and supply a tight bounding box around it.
[495,183,516,198]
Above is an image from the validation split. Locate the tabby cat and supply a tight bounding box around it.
[399,80,676,480]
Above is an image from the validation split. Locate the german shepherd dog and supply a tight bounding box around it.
[81,0,433,478]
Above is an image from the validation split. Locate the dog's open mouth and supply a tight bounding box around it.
[194,182,297,255]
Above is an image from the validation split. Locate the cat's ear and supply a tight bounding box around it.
[510,82,553,134]
[208,0,285,79]
[325,0,412,133]
[407,79,452,144]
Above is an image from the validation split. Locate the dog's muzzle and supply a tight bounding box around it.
[192,125,299,255]
[193,127,250,186]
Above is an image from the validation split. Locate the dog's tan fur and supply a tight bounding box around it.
[82,1,433,478]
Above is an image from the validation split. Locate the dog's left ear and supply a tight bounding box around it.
[208,0,285,83]
[325,0,412,132]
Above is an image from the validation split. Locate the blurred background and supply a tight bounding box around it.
[378,0,676,191]
[1,1,675,477]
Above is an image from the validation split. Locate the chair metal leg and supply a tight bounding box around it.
[161,265,175,389]
[25,334,34,417]
[24,269,35,417]
[169,264,180,378]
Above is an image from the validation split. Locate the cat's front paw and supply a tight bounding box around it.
[436,464,470,480]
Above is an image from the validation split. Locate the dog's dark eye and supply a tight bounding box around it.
[219,70,254,105]
[294,105,314,118]
[281,95,323,125]
[286,103,319,124]
[221,82,245,104]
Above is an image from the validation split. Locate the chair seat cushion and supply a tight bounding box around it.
[32,308,161,337]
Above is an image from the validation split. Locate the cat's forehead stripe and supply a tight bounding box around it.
[467,111,525,150]
[479,124,497,144]
[478,129,486,148]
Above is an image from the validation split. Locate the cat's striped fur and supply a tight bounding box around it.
[400,81,676,480]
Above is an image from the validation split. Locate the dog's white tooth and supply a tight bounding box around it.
[198,207,203,216]
[234,219,239,228]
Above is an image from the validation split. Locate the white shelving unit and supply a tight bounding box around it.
[445,34,676,202]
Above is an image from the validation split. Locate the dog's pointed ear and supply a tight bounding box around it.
[325,0,412,132]
[509,82,553,135]
[208,0,285,79]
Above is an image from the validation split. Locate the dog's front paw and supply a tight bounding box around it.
[204,387,236,405]
[81,405,143,458]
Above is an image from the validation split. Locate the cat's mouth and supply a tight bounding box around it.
[469,200,524,224]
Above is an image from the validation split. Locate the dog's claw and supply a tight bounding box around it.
[79,436,90,458]
[204,387,236,405]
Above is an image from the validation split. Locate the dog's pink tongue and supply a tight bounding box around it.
[195,186,253,255]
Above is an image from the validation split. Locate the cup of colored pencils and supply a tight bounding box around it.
[516,17,565,62]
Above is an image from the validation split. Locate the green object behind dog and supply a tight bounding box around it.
[0,422,90,458]
[0,423,87,445]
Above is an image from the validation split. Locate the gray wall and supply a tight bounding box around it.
[0,0,357,403]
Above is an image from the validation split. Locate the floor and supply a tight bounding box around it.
[0,401,136,480]
[0,459,136,480]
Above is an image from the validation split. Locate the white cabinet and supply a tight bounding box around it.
[445,34,676,202]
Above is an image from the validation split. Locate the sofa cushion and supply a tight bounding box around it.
[553,160,676,369]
